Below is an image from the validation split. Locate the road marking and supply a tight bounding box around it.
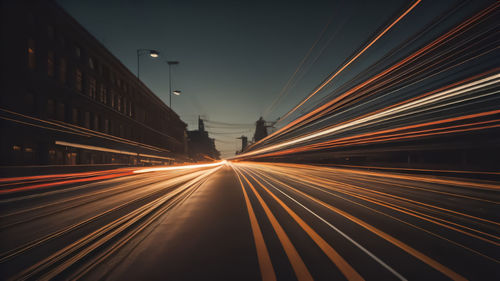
[248,168,407,281]
[258,170,468,281]
[278,172,500,264]
[291,173,500,245]
[235,167,314,281]
[241,168,366,281]
[231,165,276,281]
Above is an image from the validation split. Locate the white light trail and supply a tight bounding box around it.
[133,160,227,174]
[240,73,500,157]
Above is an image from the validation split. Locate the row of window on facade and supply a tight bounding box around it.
[46,99,133,140]
[38,22,134,90]
[27,34,176,142]
[28,38,134,118]
[11,144,137,166]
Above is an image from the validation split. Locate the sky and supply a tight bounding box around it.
[55,0,490,158]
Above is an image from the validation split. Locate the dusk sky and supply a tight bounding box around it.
[55,0,485,157]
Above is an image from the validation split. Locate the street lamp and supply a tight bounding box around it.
[167,61,179,108]
[137,49,160,79]
[173,90,181,96]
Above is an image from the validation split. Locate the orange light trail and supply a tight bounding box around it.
[247,2,499,152]
[278,0,423,123]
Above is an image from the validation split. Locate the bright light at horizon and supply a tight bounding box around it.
[133,161,226,174]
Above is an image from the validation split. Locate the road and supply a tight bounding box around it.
[0,162,499,280]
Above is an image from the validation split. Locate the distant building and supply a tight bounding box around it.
[253,117,268,142]
[0,0,188,166]
[187,117,220,161]
[237,136,248,153]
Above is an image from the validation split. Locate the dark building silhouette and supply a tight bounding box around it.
[187,117,220,161]
[0,0,188,166]
[253,117,268,142]
[237,136,248,154]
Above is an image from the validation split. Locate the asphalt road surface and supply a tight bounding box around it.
[0,162,498,280]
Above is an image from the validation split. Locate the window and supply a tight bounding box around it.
[104,119,109,134]
[136,107,145,123]
[75,46,81,58]
[117,95,122,112]
[88,77,96,99]
[56,102,65,121]
[48,149,56,163]
[75,68,82,92]
[72,108,79,124]
[93,114,99,131]
[84,111,90,128]
[47,51,55,77]
[23,93,35,114]
[46,99,55,118]
[123,97,127,114]
[110,90,115,108]
[28,39,35,70]
[99,84,107,104]
[88,57,94,69]
[59,58,66,84]
[128,101,132,117]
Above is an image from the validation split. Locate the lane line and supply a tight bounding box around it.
[243,164,468,281]
[259,165,500,243]
[234,167,314,281]
[231,165,276,281]
[260,162,500,190]
[274,171,500,264]
[287,173,500,245]
[271,165,500,227]
[247,167,407,281]
[239,166,365,281]
[339,174,499,205]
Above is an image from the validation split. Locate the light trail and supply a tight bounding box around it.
[276,0,423,124]
[232,166,276,281]
[245,2,499,154]
[234,163,471,280]
[240,167,365,281]
[234,167,314,281]
[242,166,407,281]
[0,171,135,195]
[1,161,498,279]
[2,166,221,280]
[239,163,500,265]
[239,73,500,158]
[133,160,227,174]
[0,107,175,156]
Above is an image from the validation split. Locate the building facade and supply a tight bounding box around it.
[0,0,188,166]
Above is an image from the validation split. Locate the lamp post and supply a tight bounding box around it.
[137,49,159,79]
[167,61,179,108]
